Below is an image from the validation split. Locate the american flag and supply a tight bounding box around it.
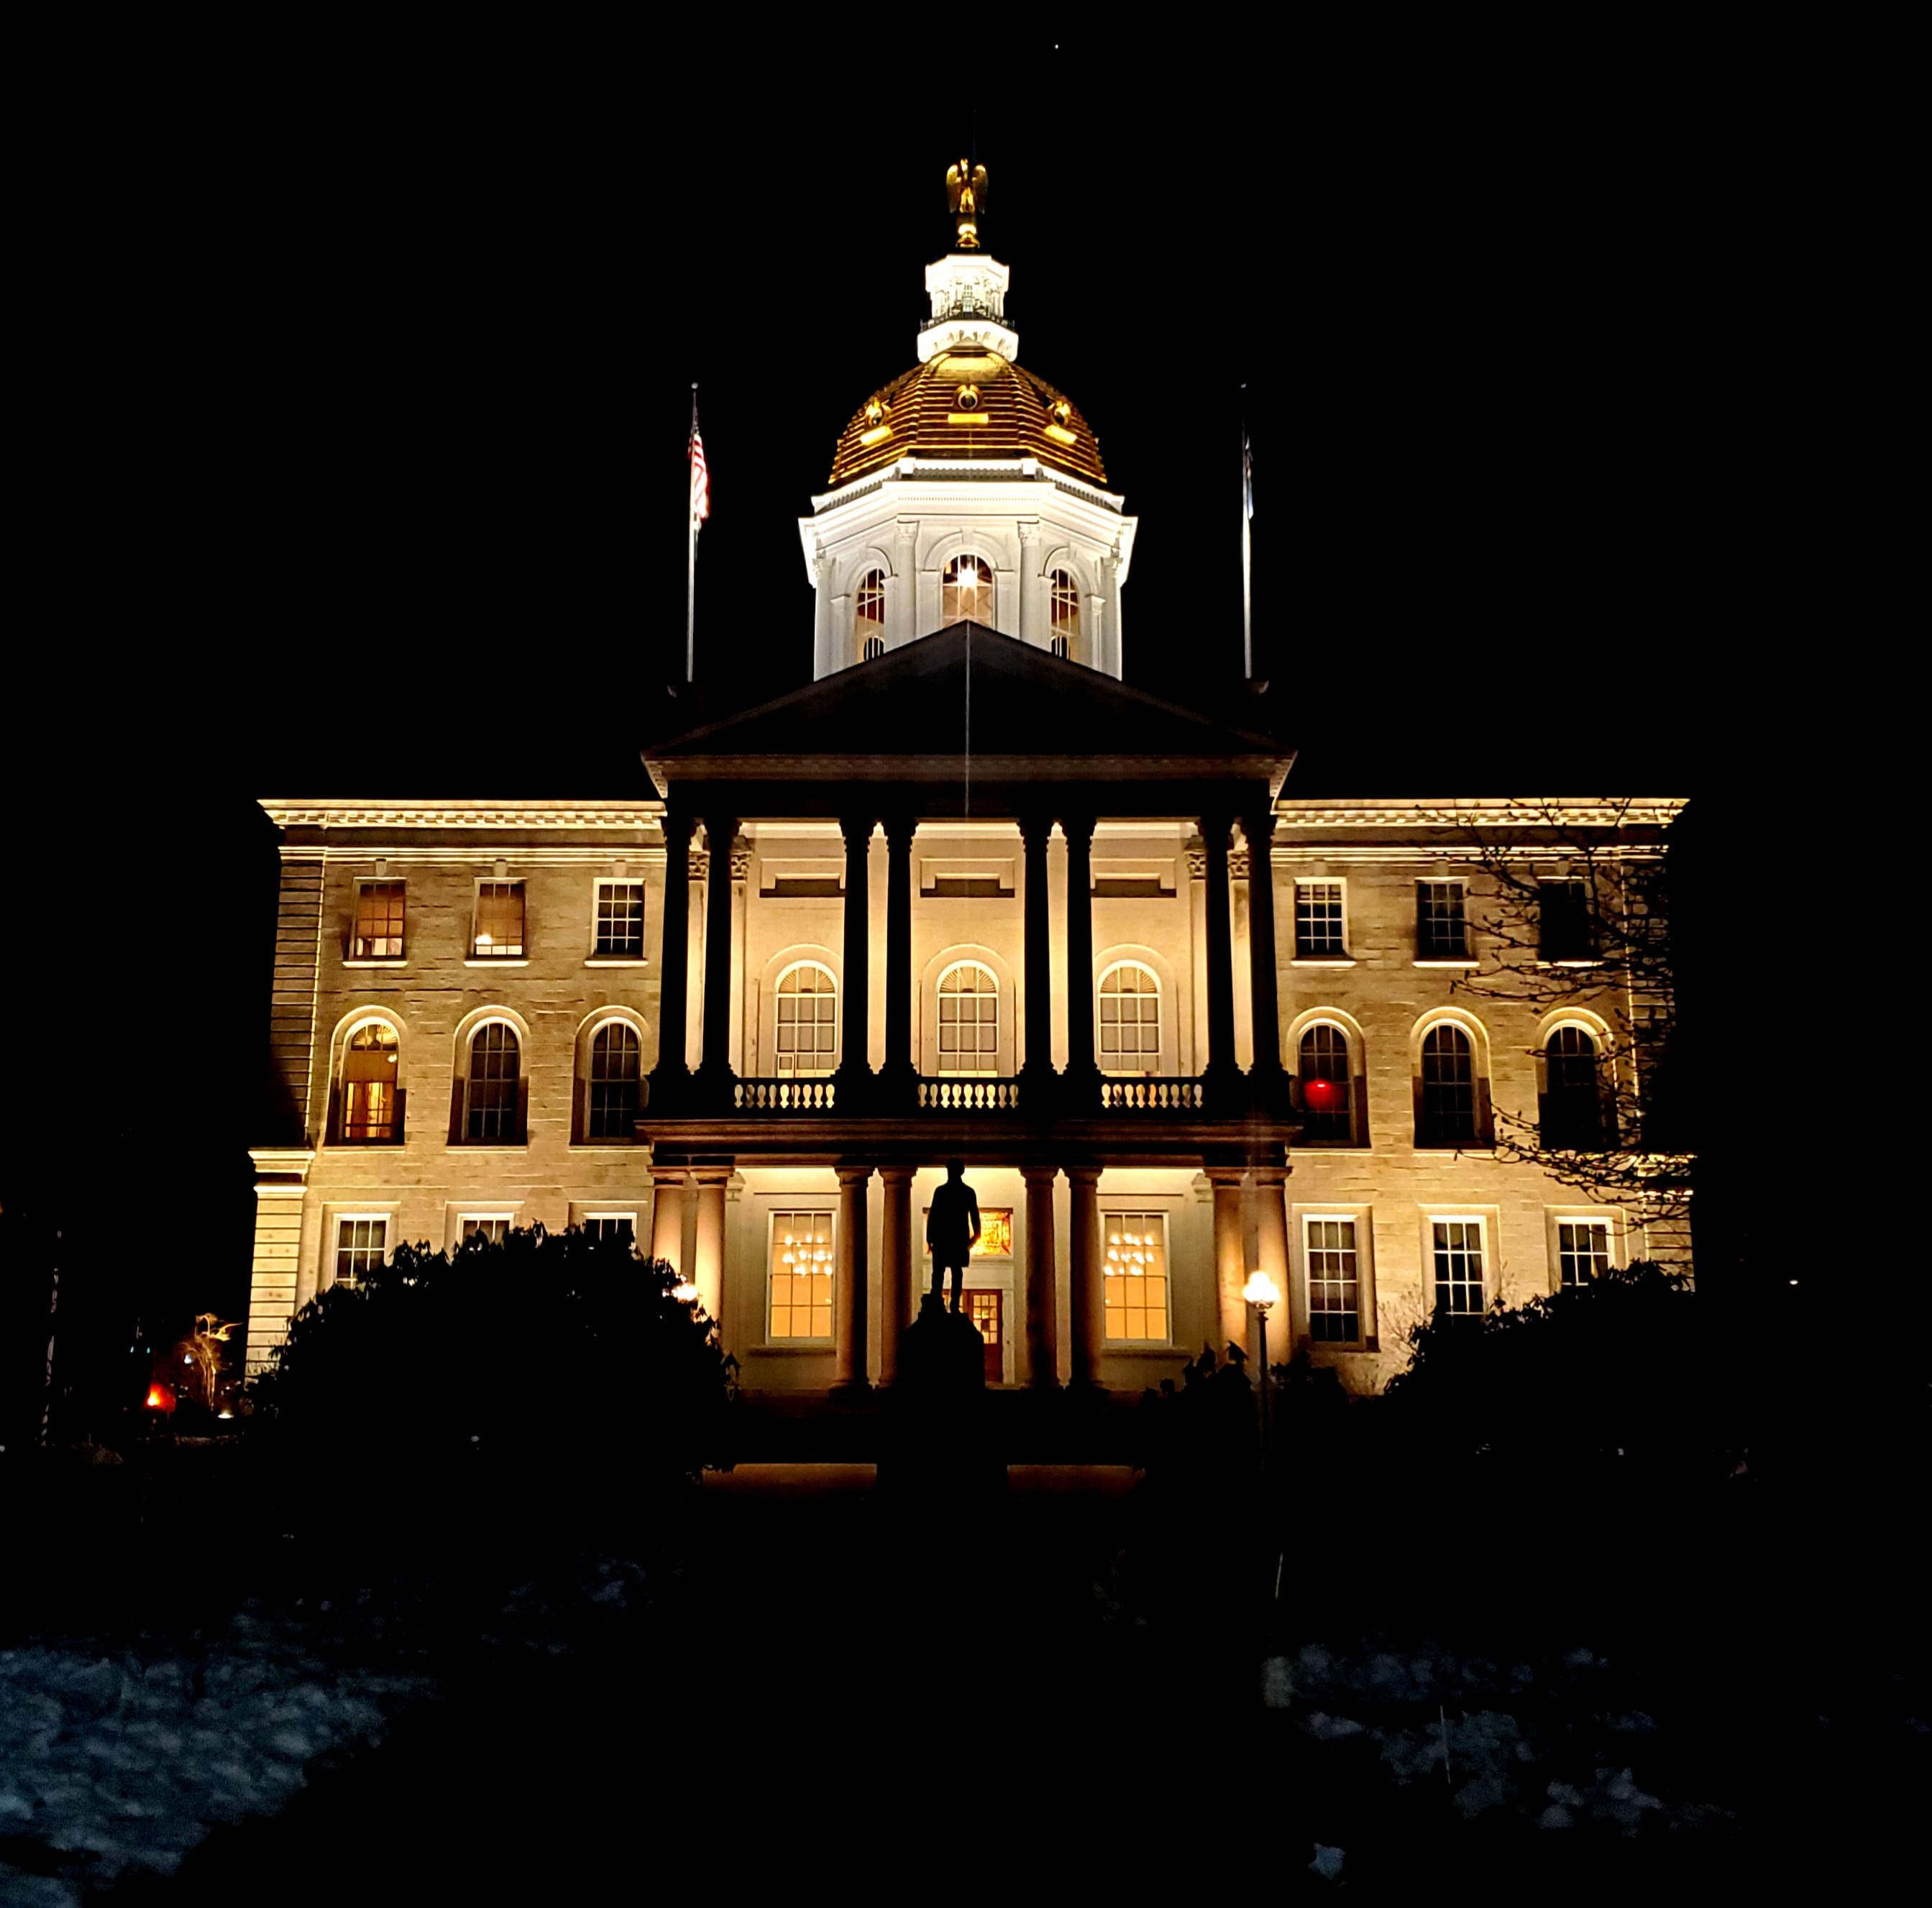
[688,404,710,526]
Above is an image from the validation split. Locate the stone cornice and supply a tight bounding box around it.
[261,800,665,831]
[1273,800,1684,831]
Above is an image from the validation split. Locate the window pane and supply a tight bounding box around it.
[1417,881,1468,959]
[334,1217,387,1287]
[1104,1213,1170,1343]
[775,967,837,1077]
[770,1211,835,1340]
[1294,882,1345,957]
[474,882,525,957]
[595,882,645,958]
[1419,1026,1477,1145]
[1297,1023,1353,1144]
[589,1022,641,1139]
[352,882,406,959]
[1432,1220,1485,1316]
[467,1023,520,1139]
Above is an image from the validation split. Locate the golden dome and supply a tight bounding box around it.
[828,348,1108,490]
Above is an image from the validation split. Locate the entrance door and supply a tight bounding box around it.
[962,1288,1003,1384]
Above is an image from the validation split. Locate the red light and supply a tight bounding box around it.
[1304,1079,1334,1105]
[145,1384,176,1414]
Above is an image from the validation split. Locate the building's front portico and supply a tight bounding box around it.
[637,623,1299,1392]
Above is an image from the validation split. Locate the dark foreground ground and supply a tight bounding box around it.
[5,1418,1928,1901]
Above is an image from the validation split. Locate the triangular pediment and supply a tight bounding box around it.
[644,625,1294,798]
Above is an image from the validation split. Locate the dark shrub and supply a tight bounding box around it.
[249,1225,736,1487]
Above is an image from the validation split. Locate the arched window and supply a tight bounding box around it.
[587,1021,641,1141]
[775,963,837,1077]
[1417,1023,1481,1147]
[856,570,886,661]
[1542,1025,1608,1150]
[1048,570,1079,659]
[942,554,992,626]
[938,962,999,1075]
[1099,963,1160,1075]
[466,1022,521,1141]
[1296,1023,1355,1146]
[342,1021,400,1142]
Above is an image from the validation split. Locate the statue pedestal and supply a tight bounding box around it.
[878,1294,1005,1504]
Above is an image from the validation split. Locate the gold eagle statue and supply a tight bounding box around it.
[946,160,988,248]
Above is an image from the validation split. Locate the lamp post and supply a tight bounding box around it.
[1242,1271,1280,1454]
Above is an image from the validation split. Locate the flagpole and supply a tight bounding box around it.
[687,383,699,684]
[1240,392,1253,681]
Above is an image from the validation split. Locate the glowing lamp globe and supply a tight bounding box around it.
[1242,1272,1281,1311]
[1304,1079,1334,1106]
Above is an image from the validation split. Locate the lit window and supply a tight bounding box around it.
[1542,1026,1608,1149]
[1557,1220,1611,1288]
[856,570,886,660]
[775,964,837,1077]
[1418,1024,1480,1146]
[462,1216,511,1246]
[1416,880,1468,959]
[466,1023,521,1141]
[352,881,405,959]
[583,1215,635,1246]
[1297,1023,1354,1145]
[334,1217,387,1288]
[1103,1213,1169,1343]
[769,1210,835,1341]
[1305,1218,1360,1343]
[1048,570,1079,659]
[1432,1218,1485,1318]
[1099,963,1160,1074]
[594,882,644,958]
[1294,881,1346,957]
[938,962,999,1074]
[342,1021,400,1142]
[942,554,992,626]
[1539,879,1595,962]
[473,881,525,958]
[587,1021,641,1140]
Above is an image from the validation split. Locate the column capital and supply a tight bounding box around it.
[1202,1164,1248,1189]
[882,811,919,847]
[659,808,697,845]
[1058,811,1097,848]
[1196,811,1234,846]
[690,1164,735,1188]
[703,811,738,844]
[1242,808,1278,842]
[1249,1163,1292,1189]
[839,812,877,846]
[876,1162,915,1185]
[834,1161,875,1188]
[1018,1161,1060,1186]
[1018,810,1056,848]
[1063,1163,1102,1189]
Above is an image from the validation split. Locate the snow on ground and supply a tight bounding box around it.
[0,1552,651,1904]
[1263,1637,1739,1852]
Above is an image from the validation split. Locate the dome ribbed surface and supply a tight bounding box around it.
[827,348,1107,489]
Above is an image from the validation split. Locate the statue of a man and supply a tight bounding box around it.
[925,1159,981,1314]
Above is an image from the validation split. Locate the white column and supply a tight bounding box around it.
[833,1165,872,1392]
[879,1166,913,1385]
[244,1148,313,1374]
[1017,521,1040,647]
[1208,1166,1249,1359]
[729,836,749,1074]
[894,520,917,647]
[692,1168,731,1325]
[650,1166,689,1273]
[1254,1165,1294,1352]
[1067,1167,1104,1387]
[1022,1165,1059,1387]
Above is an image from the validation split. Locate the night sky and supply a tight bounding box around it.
[9,53,1784,1379]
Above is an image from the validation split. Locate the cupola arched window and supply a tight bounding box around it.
[856,570,886,660]
[775,962,838,1077]
[1541,1024,1608,1150]
[937,962,999,1075]
[342,1021,400,1142]
[1048,570,1079,659]
[942,554,992,626]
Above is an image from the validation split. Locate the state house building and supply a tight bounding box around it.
[243,189,1680,1391]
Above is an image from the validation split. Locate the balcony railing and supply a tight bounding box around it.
[1097,1077,1207,1112]
[733,1078,836,1112]
[917,1078,1022,1111]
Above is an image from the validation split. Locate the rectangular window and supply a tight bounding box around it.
[1557,1220,1611,1287]
[593,881,645,958]
[769,1210,835,1341]
[1417,880,1469,959]
[1539,880,1594,962]
[1102,1212,1170,1343]
[472,881,525,958]
[352,881,406,959]
[334,1216,388,1287]
[462,1216,511,1246]
[583,1215,636,1246]
[1295,880,1347,957]
[1431,1218,1486,1318]
[1305,1218,1361,1343]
